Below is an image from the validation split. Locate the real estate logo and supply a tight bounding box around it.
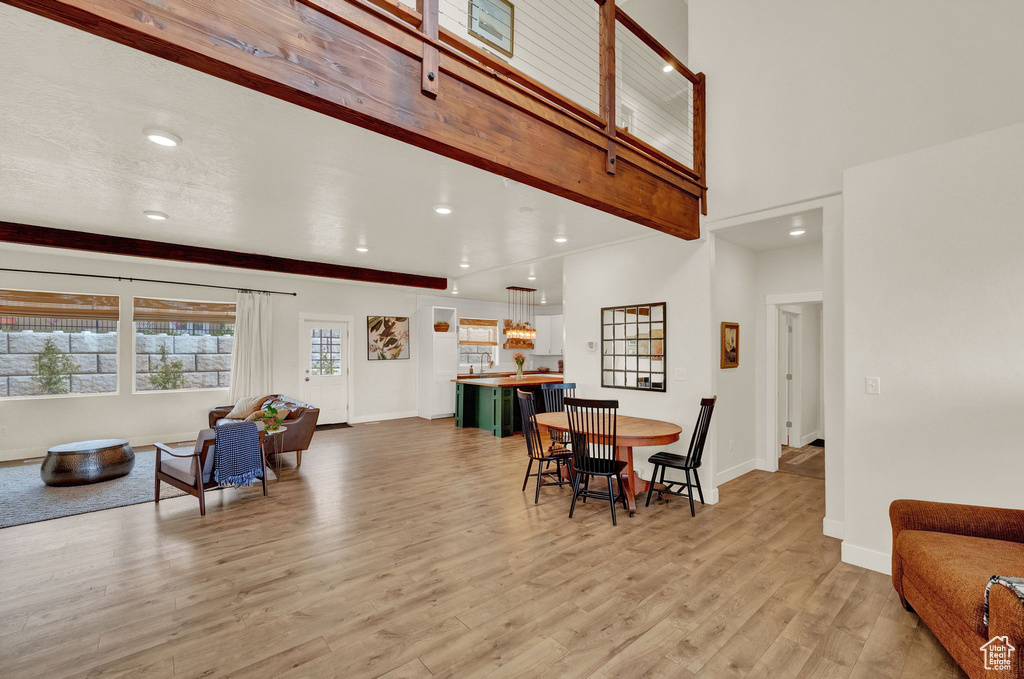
[980,635,1015,671]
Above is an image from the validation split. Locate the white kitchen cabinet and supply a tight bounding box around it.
[533,314,563,355]
[417,306,458,419]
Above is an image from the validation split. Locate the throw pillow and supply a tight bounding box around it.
[227,395,266,420]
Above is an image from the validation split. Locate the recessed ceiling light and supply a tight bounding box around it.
[451,288,459,295]
[144,128,181,147]
[434,205,453,215]
[143,211,168,221]
[554,236,568,243]
[527,275,537,281]
[356,246,369,253]
[459,263,470,268]
[662,64,674,73]
[540,299,547,304]
[789,229,806,236]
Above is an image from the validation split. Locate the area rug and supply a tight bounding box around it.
[0,451,187,529]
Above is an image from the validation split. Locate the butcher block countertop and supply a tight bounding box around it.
[452,375,564,387]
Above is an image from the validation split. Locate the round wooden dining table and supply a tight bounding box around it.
[534,412,682,516]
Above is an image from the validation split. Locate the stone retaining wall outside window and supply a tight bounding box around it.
[0,330,233,397]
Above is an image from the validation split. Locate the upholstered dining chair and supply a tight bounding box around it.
[564,397,628,526]
[154,426,267,516]
[517,390,573,504]
[645,397,716,516]
[540,382,576,453]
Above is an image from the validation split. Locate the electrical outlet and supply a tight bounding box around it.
[865,377,881,395]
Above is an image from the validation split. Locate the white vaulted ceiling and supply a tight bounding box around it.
[0,4,662,304]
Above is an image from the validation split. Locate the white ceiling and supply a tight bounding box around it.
[0,4,662,305]
[712,208,823,253]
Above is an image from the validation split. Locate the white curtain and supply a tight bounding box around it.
[228,292,273,402]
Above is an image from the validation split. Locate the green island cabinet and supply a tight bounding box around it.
[454,375,564,437]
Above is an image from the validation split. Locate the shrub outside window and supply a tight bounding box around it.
[133,297,236,391]
[0,290,119,398]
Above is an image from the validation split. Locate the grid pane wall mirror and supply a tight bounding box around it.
[601,303,666,391]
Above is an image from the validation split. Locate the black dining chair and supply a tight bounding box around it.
[564,397,628,526]
[645,396,717,516]
[540,382,576,452]
[517,390,572,504]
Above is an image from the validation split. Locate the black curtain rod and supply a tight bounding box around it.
[0,268,297,297]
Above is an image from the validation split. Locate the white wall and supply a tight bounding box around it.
[798,302,822,445]
[562,234,717,498]
[0,245,424,460]
[711,237,756,484]
[689,0,1024,221]
[841,122,1024,573]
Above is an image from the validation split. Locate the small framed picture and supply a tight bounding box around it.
[468,0,514,58]
[367,316,411,360]
[721,322,739,369]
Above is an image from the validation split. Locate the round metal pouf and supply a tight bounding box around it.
[41,439,135,487]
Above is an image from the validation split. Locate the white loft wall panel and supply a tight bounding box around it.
[842,122,1024,572]
[689,0,1024,220]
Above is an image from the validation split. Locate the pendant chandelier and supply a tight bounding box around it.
[503,286,536,348]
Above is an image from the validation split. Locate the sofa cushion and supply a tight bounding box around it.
[261,396,309,420]
[226,395,268,420]
[898,529,1024,638]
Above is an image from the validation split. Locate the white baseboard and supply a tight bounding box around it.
[716,459,757,485]
[350,411,419,425]
[800,431,821,447]
[822,517,845,539]
[841,541,891,575]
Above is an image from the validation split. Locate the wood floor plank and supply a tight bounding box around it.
[0,419,964,679]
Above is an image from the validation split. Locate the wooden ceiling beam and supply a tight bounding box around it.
[0,222,449,290]
[3,0,701,239]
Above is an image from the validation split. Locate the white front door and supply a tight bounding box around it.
[301,321,349,425]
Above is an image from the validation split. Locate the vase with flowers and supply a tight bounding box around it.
[513,352,526,380]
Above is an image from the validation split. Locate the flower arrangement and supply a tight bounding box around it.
[513,352,525,379]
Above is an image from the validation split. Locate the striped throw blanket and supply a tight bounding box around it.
[984,575,1024,627]
[213,421,263,487]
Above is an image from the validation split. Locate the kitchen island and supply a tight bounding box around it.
[454,374,563,437]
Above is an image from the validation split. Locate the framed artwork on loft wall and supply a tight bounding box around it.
[367,316,411,360]
[468,0,515,58]
[721,322,739,369]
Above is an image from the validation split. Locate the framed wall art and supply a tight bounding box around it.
[468,0,515,58]
[367,316,410,360]
[601,303,666,392]
[721,322,739,368]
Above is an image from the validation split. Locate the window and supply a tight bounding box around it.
[601,302,666,391]
[458,318,499,370]
[133,297,235,391]
[310,328,341,375]
[0,289,119,398]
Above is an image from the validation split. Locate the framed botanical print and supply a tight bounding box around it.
[468,0,514,58]
[721,322,739,368]
[367,316,411,360]
[600,302,666,392]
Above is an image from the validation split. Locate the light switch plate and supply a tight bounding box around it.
[865,377,881,395]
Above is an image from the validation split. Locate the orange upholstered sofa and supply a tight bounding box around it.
[890,500,1024,678]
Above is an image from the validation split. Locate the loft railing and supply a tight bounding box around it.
[349,0,707,213]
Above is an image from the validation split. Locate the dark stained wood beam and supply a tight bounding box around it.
[0,222,448,290]
[2,0,701,239]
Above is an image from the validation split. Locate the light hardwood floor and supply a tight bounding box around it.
[0,418,965,678]
[779,443,826,480]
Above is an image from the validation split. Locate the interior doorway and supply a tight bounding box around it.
[299,318,352,425]
[764,292,823,472]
